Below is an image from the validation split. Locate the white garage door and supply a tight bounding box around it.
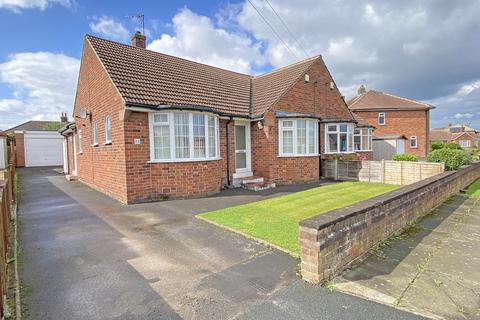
[24,131,64,167]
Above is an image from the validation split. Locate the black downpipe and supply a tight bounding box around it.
[226,117,233,186]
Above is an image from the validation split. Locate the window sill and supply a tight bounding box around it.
[148,157,221,164]
[324,151,356,155]
[103,141,112,145]
[354,150,373,152]
[277,154,320,158]
[91,143,99,147]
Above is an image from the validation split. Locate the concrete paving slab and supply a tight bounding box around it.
[335,193,480,320]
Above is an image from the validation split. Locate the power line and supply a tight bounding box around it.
[264,0,309,58]
[246,0,298,60]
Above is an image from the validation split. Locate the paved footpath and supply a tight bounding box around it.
[337,194,480,319]
[19,167,422,319]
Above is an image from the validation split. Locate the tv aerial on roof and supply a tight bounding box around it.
[127,13,145,36]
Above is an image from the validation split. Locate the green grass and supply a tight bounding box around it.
[466,179,480,198]
[199,181,400,254]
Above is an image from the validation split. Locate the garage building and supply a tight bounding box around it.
[6,115,67,167]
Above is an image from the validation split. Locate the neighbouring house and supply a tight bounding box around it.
[347,86,435,160]
[60,32,374,204]
[430,124,479,148]
[5,114,67,167]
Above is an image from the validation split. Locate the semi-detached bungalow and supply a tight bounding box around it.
[60,32,373,204]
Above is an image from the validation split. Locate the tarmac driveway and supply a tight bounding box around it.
[19,167,422,320]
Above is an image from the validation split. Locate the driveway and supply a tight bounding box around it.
[19,167,422,319]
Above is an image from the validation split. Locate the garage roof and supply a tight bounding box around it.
[6,120,64,132]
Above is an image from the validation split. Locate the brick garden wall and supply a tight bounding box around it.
[299,161,480,283]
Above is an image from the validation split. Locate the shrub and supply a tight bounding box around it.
[430,141,445,151]
[445,142,462,150]
[426,148,472,170]
[393,154,418,162]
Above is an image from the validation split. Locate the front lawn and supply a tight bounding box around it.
[199,181,399,254]
[467,179,480,198]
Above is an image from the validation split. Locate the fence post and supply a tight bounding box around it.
[381,160,386,183]
[333,159,338,181]
[400,161,404,185]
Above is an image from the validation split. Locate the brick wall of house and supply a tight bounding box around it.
[14,133,25,167]
[121,112,236,203]
[251,58,355,184]
[352,110,429,158]
[73,39,128,203]
[66,135,74,175]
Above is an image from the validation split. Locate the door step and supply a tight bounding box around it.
[243,181,276,192]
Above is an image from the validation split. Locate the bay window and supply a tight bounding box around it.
[279,119,318,156]
[150,112,219,162]
[354,128,373,151]
[325,123,355,153]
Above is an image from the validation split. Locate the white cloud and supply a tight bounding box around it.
[0,0,73,12]
[0,52,80,130]
[363,4,381,26]
[454,113,473,119]
[89,16,130,43]
[147,8,264,74]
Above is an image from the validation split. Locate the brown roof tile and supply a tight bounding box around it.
[86,35,320,118]
[251,56,320,117]
[348,90,434,111]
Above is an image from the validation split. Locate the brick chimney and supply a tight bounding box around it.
[60,112,68,123]
[131,31,146,49]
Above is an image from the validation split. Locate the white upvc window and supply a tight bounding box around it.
[278,119,318,156]
[92,122,98,146]
[354,128,373,151]
[378,112,385,125]
[149,111,219,162]
[459,140,470,148]
[410,135,418,148]
[325,123,355,154]
[105,115,112,144]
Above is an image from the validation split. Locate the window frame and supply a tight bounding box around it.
[278,118,319,157]
[378,112,386,125]
[105,115,112,144]
[410,135,418,148]
[458,140,470,148]
[353,127,373,151]
[92,121,98,146]
[148,111,220,163]
[324,123,356,154]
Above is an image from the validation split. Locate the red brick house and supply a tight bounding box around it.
[60,32,373,203]
[348,86,434,160]
[430,124,479,148]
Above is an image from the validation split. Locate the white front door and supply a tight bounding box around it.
[234,121,252,178]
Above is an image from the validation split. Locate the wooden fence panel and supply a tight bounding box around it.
[0,164,15,318]
[322,159,444,185]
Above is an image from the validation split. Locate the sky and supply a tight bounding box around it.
[0,0,479,130]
